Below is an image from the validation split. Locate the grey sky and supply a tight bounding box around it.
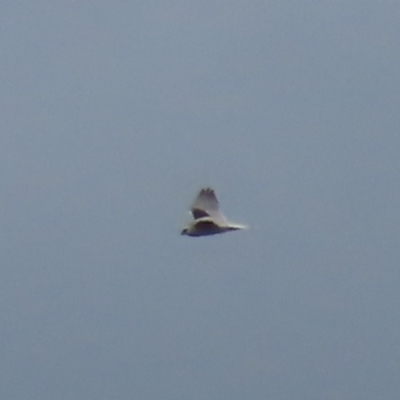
[1,1,400,399]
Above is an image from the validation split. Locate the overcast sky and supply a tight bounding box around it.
[1,1,400,399]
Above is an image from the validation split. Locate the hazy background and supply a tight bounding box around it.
[1,1,400,399]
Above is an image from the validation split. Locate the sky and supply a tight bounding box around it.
[1,1,400,399]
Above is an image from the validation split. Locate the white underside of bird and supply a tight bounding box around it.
[181,188,248,237]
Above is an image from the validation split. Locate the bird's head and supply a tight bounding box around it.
[181,227,188,235]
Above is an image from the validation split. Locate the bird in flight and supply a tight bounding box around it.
[181,188,248,237]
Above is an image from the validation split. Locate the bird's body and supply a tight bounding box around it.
[181,188,247,237]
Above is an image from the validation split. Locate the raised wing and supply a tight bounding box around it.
[190,188,227,222]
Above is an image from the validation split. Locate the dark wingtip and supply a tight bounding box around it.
[199,187,214,194]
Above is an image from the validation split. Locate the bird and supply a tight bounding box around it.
[181,188,248,237]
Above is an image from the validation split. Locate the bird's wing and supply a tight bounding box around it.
[190,188,227,223]
[192,217,222,234]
